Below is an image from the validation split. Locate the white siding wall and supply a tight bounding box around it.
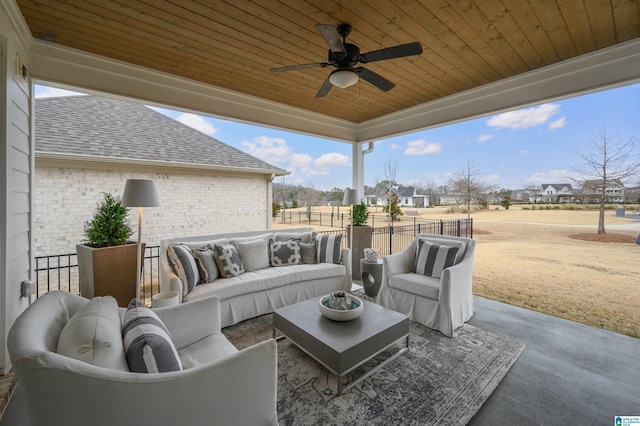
[1,2,32,372]
[34,166,269,256]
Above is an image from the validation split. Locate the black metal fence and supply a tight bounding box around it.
[32,217,471,301]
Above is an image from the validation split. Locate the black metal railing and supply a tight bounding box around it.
[32,218,471,301]
[34,245,161,302]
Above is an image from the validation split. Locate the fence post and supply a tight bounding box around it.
[457,220,461,236]
[439,220,444,235]
[389,225,394,254]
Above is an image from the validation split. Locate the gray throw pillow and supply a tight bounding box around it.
[213,243,245,278]
[300,242,317,264]
[233,238,270,272]
[315,234,343,264]
[415,240,459,278]
[193,245,219,283]
[122,299,182,373]
[269,238,301,266]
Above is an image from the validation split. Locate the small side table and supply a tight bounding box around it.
[152,291,179,308]
[360,259,383,298]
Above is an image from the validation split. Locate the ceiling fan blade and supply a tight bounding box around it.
[359,42,423,63]
[357,68,395,92]
[270,62,328,73]
[315,78,333,98]
[315,24,347,57]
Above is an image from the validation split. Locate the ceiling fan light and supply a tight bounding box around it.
[329,70,359,88]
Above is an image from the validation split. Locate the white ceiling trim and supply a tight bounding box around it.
[358,38,640,142]
[29,37,640,145]
[29,40,358,142]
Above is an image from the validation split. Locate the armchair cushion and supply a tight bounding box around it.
[122,299,182,373]
[56,295,129,371]
[415,239,459,278]
[389,273,440,300]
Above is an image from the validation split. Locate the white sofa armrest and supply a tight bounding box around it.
[154,296,221,350]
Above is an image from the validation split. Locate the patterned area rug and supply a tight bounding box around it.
[223,313,525,426]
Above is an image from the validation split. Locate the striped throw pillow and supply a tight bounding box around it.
[122,299,182,373]
[315,234,343,264]
[167,244,200,297]
[415,240,459,279]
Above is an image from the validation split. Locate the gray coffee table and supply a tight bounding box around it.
[273,297,409,395]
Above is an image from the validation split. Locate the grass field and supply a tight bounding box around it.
[279,205,640,337]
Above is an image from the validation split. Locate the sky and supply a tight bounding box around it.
[35,82,640,191]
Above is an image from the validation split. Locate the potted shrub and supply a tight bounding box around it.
[347,201,373,279]
[76,192,144,306]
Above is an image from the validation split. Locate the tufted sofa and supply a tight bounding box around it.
[7,291,278,426]
[160,227,351,327]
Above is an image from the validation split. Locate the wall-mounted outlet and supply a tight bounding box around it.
[21,280,35,297]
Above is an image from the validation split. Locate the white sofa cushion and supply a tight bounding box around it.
[389,273,441,300]
[274,231,315,243]
[184,263,346,302]
[415,239,459,278]
[122,299,183,373]
[178,333,238,370]
[56,295,129,371]
[234,237,270,272]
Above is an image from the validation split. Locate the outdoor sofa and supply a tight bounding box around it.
[7,290,278,426]
[160,227,351,327]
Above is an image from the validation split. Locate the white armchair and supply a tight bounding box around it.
[379,234,476,337]
[7,291,278,426]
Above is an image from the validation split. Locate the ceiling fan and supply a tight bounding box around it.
[270,24,423,98]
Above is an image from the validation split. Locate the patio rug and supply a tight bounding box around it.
[223,313,525,426]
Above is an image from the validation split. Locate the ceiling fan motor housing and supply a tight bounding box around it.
[328,43,360,68]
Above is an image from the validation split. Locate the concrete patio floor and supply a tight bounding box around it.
[1,295,638,425]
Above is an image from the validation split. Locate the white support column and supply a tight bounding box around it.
[352,143,364,203]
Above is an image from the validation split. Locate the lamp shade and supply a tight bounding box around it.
[329,70,359,88]
[122,179,160,207]
[342,187,359,205]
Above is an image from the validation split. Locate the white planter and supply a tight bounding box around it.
[152,291,179,308]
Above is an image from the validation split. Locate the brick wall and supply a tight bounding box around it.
[35,166,270,256]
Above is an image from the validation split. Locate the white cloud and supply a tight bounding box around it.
[242,136,290,163]
[487,104,562,130]
[525,169,573,184]
[35,87,85,98]
[290,153,312,168]
[403,140,442,155]
[313,153,350,168]
[520,150,529,155]
[390,143,401,150]
[548,117,565,129]
[177,113,217,136]
[484,173,501,183]
[477,134,494,143]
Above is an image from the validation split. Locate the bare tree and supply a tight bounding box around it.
[572,128,639,233]
[383,160,398,226]
[446,161,487,219]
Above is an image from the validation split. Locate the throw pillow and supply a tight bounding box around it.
[233,238,270,272]
[122,299,182,373]
[192,245,219,283]
[300,242,317,264]
[269,238,301,266]
[167,243,200,297]
[57,296,129,371]
[415,239,459,279]
[213,243,245,277]
[315,234,343,264]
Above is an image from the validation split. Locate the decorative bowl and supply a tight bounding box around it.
[318,293,364,321]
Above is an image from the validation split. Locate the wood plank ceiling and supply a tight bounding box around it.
[16,0,640,123]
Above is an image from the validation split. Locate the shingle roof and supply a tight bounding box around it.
[35,95,287,175]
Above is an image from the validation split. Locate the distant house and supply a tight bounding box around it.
[35,95,287,256]
[365,185,429,207]
[579,179,626,203]
[537,184,574,203]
